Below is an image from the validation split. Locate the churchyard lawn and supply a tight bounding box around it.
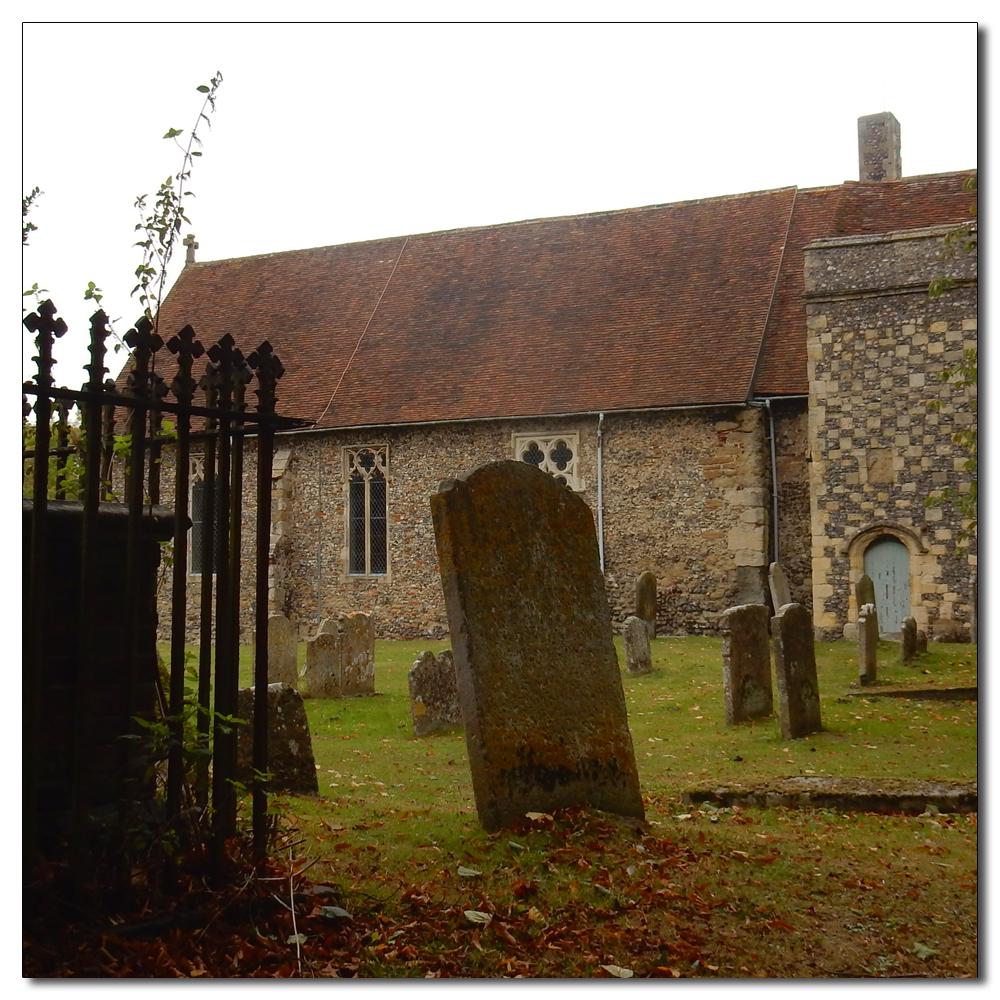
[232,636,976,978]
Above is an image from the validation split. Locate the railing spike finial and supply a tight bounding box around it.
[166,325,205,406]
[247,340,285,416]
[24,299,68,391]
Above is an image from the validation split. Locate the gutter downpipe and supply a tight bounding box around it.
[765,397,779,564]
[597,412,605,572]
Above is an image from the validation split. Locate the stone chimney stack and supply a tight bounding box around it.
[858,112,902,182]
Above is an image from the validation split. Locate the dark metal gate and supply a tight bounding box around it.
[23,300,310,886]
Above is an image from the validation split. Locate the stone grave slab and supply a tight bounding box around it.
[720,603,773,724]
[771,603,822,739]
[409,649,461,736]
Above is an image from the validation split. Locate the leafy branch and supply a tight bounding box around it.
[132,71,223,328]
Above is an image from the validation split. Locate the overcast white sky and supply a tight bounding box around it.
[21,15,979,390]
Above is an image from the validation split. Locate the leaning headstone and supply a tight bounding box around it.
[771,603,822,739]
[431,461,645,832]
[768,562,792,613]
[267,613,298,687]
[857,602,878,686]
[720,604,773,724]
[236,682,319,795]
[635,571,657,639]
[302,630,342,698]
[409,649,461,736]
[622,616,653,675]
[341,612,375,696]
[901,616,918,664]
[855,574,878,636]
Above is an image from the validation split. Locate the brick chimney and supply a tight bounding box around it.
[858,112,901,182]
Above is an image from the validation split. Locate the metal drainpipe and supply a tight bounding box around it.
[597,412,605,572]
[764,398,780,564]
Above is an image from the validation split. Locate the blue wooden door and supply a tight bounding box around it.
[864,536,910,634]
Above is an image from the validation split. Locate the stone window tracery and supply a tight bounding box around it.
[512,432,583,490]
[344,446,388,576]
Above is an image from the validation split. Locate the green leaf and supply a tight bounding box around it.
[913,942,938,961]
[457,866,482,877]
[287,933,308,945]
[601,965,634,978]
[319,906,353,920]
[196,85,210,93]
[464,910,492,924]
[163,127,183,139]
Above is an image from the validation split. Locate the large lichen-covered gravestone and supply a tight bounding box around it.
[341,613,375,696]
[622,616,652,675]
[767,562,792,614]
[720,604,773,725]
[858,602,878,685]
[431,461,645,832]
[409,649,461,736]
[771,603,822,739]
[236,682,318,795]
[635,571,657,639]
[267,613,298,687]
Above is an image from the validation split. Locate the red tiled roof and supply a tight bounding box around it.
[150,172,973,427]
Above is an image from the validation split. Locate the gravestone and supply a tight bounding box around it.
[236,682,319,795]
[316,616,340,636]
[622,616,653,675]
[431,460,645,832]
[916,629,928,655]
[408,649,461,736]
[267,613,298,687]
[635,571,657,639]
[855,574,878,636]
[720,604,773,724]
[857,602,878,686]
[341,612,375,696]
[771,603,822,739]
[768,562,792,613]
[901,616,918,663]
[302,631,342,698]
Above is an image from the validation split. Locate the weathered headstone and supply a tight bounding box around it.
[316,616,340,636]
[236,682,318,795]
[341,612,375,696]
[408,649,461,736]
[771,603,822,739]
[855,574,878,636]
[267,613,298,687]
[622,616,653,675]
[431,461,645,832]
[768,562,792,613]
[858,602,878,686]
[901,616,918,663]
[635,571,657,639]
[720,604,773,724]
[916,629,928,655]
[302,631,342,698]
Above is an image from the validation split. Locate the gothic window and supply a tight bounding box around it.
[189,457,220,576]
[512,432,583,490]
[345,446,388,576]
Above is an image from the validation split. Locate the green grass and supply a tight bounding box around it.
[220,635,977,866]
[155,635,980,977]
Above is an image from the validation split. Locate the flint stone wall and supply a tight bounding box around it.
[805,225,977,639]
[431,461,644,832]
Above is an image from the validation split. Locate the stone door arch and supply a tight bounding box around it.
[863,535,910,634]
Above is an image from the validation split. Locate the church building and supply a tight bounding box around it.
[150,113,977,643]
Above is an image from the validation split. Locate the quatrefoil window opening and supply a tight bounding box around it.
[512,433,582,491]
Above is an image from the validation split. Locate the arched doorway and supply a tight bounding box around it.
[863,535,910,634]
